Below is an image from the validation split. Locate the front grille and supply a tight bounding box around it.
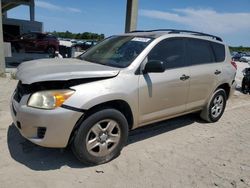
[37,127,47,139]
[13,81,32,103]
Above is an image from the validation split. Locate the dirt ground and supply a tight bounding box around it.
[0,65,250,188]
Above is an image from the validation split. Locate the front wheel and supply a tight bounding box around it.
[200,89,227,122]
[72,109,128,164]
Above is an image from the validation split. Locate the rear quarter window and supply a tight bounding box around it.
[211,42,225,62]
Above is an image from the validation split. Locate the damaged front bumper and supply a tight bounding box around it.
[10,91,82,148]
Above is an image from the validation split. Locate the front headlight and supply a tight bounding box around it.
[28,89,75,109]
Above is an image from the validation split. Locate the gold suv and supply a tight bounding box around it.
[11,29,236,164]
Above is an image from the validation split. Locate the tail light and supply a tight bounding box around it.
[231,61,237,70]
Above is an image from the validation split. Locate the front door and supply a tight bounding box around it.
[138,38,190,125]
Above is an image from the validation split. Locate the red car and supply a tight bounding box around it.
[11,32,59,55]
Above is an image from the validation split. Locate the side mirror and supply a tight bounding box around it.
[143,60,165,73]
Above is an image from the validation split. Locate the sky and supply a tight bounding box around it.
[7,0,250,46]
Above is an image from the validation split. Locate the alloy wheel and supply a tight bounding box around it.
[211,95,224,118]
[86,119,121,157]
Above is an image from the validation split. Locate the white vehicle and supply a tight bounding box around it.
[240,55,250,62]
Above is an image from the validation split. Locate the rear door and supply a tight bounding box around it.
[138,38,190,124]
[185,38,223,110]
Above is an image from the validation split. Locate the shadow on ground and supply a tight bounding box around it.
[7,113,204,171]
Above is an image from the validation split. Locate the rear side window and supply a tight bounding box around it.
[211,42,225,62]
[187,38,214,65]
[148,38,185,69]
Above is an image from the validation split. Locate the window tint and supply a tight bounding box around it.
[187,38,214,65]
[211,42,225,62]
[148,38,185,69]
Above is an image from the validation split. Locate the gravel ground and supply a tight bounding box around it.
[0,62,250,188]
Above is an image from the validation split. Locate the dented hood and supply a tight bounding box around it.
[16,58,120,84]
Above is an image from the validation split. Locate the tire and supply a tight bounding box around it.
[47,46,56,55]
[200,89,227,123]
[242,77,246,93]
[72,109,129,165]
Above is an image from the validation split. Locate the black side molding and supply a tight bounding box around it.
[61,105,86,113]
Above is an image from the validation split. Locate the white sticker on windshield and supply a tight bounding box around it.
[132,37,151,42]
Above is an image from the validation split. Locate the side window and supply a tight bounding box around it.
[187,38,214,65]
[37,34,45,40]
[148,38,185,69]
[45,35,55,40]
[211,42,225,62]
[22,33,37,40]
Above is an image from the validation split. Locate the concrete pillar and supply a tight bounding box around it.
[30,0,35,21]
[125,0,138,33]
[0,0,6,75]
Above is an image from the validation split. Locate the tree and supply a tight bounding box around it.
[49,31,105,40]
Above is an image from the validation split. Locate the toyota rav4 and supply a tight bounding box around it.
[10,29,236,164]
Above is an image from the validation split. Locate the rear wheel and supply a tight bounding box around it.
[200,89,227,122]
[72,109,128,164]
[47,46,56,55]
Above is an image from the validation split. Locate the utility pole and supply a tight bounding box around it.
[125,0,138,33]
[30,0,35,21]
[0,0,5,76]
[0,0,6,76]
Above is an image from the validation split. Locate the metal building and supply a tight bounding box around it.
[2,0,43,39]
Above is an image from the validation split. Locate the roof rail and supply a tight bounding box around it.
[130,29,223,42]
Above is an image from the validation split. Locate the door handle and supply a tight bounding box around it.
[180,74,190,81]
[214,70,221,75]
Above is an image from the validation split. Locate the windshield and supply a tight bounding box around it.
[80,36,153,68]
